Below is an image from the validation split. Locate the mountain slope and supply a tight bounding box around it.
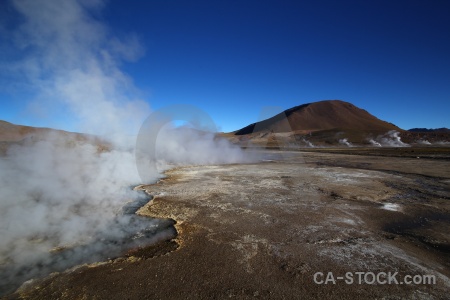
[0,120,59,142]
[234,100,401,135]
[0,120,108,155]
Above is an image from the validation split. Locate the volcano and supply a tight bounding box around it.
[234,100,401,135]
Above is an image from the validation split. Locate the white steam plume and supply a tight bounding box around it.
[157,126,250,165]
[416,139,431,145]
[368,139,382,147]
[0,0,251,295]
[339,138,353,147]
[7,0,149,144]
[301,138,315,148]
[376,130,409,147]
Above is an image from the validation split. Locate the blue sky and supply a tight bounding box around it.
[1,0,449,133]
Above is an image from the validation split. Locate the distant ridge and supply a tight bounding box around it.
[408,128,450,133]
[234,100,401,135]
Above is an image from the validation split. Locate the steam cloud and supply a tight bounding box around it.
[416,139,431,145]
[302,138,315,148]
[434,141,450,145]
[372,130,409,147]
[339,138,353,147]
[377,130,409,147]
[368,139,382,147]
[0,0,251,295]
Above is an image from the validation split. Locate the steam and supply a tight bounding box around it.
[416,139,431,145]
[157,126,249,165]
[6,0,149,143]
[367,131,410,147]
[0,0,251,295]
[375,130,409,147]
[301,138,315,148]
[339,138,353,147]
[368,139,382,147]
[0,133,174,295]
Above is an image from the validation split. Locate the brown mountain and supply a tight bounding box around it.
[0,120,58,142]
[234,100,401,135]
[0,120,108,155]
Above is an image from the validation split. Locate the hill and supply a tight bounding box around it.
[0,120,108,155]
[0,120,61,142]
[234,100,401,135]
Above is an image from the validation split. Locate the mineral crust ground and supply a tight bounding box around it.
[10,149,450,300]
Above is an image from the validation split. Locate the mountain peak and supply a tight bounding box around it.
[234,100,400,135]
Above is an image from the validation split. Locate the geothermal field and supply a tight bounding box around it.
[1,130,449,299]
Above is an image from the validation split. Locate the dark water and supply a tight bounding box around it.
[383,211,450,254]
[0,191,177,297]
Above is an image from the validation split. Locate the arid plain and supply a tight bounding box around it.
[10,148,450,300]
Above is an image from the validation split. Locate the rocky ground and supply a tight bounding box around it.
[7,149,450,299]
